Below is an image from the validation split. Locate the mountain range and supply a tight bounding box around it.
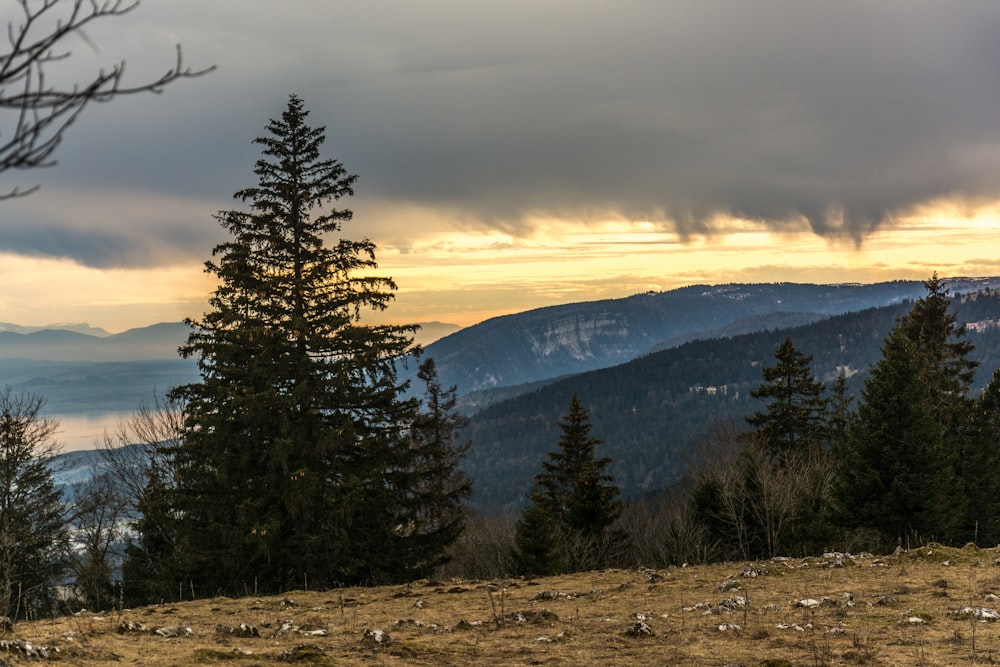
[0,322,112,337]
[0,323,198,423]
[452,286,1000,507]
[34,278,1000,510]
[0,320,459,421]
[0,322,189,362]
[416,279,1000,394]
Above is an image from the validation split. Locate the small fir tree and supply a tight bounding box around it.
[512,500,561,576]
[376,358,472,580]
[513,395,625,574]
[746,337,829,458]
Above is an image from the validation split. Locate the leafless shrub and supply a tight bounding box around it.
[96,394,183,520]
[618,488,714,567]
[66,470,128,610]
[438,509,516,580]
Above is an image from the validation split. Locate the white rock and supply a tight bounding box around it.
[951,606,1000,621]
[299,628,328,637]
[362,628,392,646]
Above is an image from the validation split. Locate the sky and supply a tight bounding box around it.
[5,1,1000,333]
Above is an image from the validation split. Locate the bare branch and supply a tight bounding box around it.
[97,394,182,519]
[0,0,215,198]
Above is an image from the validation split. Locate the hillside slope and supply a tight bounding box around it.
[461,291,1000,507]
[8,545,999,666]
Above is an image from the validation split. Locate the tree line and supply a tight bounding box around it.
[693,274,1000,559]
[442,276,1000,579]
[462,291,1000,508]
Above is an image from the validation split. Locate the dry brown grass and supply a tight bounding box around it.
[7,544,1000,665]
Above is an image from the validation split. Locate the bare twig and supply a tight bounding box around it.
[0,0,215,197]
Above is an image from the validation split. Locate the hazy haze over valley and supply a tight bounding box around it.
[1,319,457,451]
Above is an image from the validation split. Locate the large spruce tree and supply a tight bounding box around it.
[835,276,976,547]
[145,95,464,594]
[513,395,625,574]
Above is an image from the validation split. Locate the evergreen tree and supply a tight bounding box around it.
[371,358,472,581]
[0,389,66,619]
[898,275,977,395]
[513,395,625,574]
[827,372,853,453]
[122,448,184,605]
[746,337,829,458]
[741,337,841,555]
[835,276,976,547]
[144,95,447,594]
[511,500,561,576]
[964,366,1000,545]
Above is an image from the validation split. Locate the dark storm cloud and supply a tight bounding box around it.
[6,0,1000,267]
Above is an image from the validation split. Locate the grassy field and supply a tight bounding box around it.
[7,544,1000,665]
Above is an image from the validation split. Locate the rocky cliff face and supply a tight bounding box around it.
[527,312,630,361]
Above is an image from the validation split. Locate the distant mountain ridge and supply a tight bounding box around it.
[0,320,461,429]
[0,320,463,363]
[0,322,190,362]
[419,278,1000,394]
[412,321,462,347]
[460,288,1000,507]
[0,322,111,337]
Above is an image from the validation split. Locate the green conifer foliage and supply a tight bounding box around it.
[746,336,829,458]
[513,395,625,574]
[144,95,461,594]
[835,276,976,547]
[358,358,472,582]
[0,389,66,618]
[964,366,1000,545]
[512,501,561,576]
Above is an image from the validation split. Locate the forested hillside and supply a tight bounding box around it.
[462,290,1000,507]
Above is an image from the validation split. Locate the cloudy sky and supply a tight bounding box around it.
[5,0,1000,332]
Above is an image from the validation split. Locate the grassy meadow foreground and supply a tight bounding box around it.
[10,545,1000,665]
